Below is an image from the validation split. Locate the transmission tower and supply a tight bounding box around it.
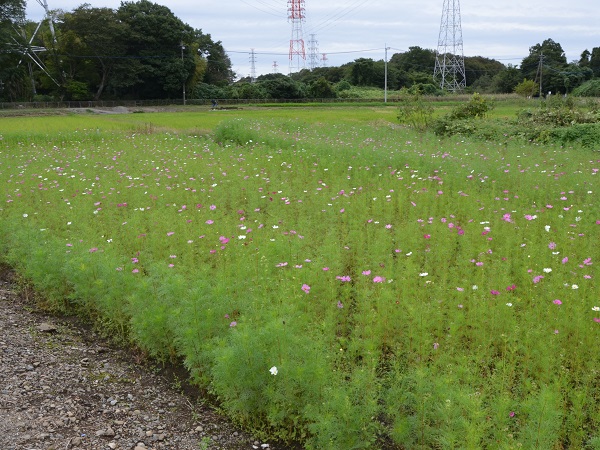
[308,34,319,70]
[321,53,328,67]
[288,0,306,73]
[272,61,279,74]
[433,0,466,92]
[11,0,60,88]
[249,49,257,82]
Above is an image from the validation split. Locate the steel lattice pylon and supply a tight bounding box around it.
[288,0,306,74]
[308,33,319,70]
[434,0,466,92]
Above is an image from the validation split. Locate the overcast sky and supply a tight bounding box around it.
[27,0,600,79]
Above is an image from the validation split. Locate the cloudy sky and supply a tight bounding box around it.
[27,0,600,79]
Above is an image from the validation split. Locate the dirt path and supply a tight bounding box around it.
[0,269,274,450]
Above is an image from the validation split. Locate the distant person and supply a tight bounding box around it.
[211,99,218,109]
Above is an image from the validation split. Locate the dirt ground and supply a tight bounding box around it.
[0,267,275,450]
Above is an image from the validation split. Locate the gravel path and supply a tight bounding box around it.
[0,268,274,450]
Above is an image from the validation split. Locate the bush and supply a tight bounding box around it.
[431,93,494,136]
[572,79,600,97]
[397,92,434,131]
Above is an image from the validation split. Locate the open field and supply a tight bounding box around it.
[1,105,599,448]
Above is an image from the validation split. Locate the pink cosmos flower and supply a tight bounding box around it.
[553,299,562,305]
[301,284,311,294]
[548,242,556,249]
[373,276,385,283]
[362,270,371,276]
[562,257,569,264]
[490,290,500,295]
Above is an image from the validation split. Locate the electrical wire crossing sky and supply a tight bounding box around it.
[26,0,600,78]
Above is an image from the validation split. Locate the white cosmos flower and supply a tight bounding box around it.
[544,225,550,232]
[269,366,278,376]
[543,268,552,273]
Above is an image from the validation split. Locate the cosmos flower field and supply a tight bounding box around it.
[0,108,599,448]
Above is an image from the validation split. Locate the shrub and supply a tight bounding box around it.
[431,93,494,136]
[397,92,434,131]
[572,79,600,97]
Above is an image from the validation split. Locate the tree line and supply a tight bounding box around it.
[2,0,600,102]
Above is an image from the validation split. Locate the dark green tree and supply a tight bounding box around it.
[521,39,568,95]
[579,49,591,67]
[308,77,336,98]
[390,46,436,73]
[562,63,593,94]
[464,56,504,87]
[116,0,195,99]
[196,30,234,86]
[227,81,268,99]
[0,0,27,100]
[260,74,307,99]
[389,46,436,89]
[589,48,600,78]
[490,65,522,93]
[57,5,129,99]
[350,58,376,86]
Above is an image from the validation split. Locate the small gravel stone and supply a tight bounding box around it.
[0,268,267,449]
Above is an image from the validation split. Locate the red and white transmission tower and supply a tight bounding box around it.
[288,0,306,74]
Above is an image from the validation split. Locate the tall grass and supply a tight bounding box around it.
[0,109,598,448]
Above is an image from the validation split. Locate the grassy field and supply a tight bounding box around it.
[1,104,599,449]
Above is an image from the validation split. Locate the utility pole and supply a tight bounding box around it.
[535,52,545,97]
[384,44,390,103]
[181,42,186,105]
[433,0,466,92]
